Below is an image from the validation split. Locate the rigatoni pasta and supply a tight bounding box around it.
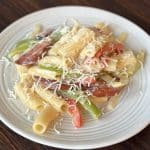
[14,82,44,111]
[28,66,60,80]
[35,85,67,112]
[48,27,95,67]
[116,32,128,43]
[33,105,59,134]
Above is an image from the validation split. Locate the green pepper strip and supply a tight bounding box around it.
[39,64,63,74]
[8,39,36,58]
[58,90,101,119]
[39,64,82,78]
[66,72,81,78]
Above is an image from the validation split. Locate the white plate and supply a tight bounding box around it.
[0,6,150,149]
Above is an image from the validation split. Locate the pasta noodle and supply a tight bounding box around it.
[16,64,28,76]
[35,85,67,112]
[89,96,108,107]
[107,95,120,111]
[116,32,128,43]
[28,66,60,80]
[117,51,137,75]
[48,27,95,67]
[38,55,68,69]
[14,82,44,111]
[95,22,110,35]
[33,105,59,134]
[48,24,79,56]
[104,58,118,72]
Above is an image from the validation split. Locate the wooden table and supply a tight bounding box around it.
[0,0,150,150]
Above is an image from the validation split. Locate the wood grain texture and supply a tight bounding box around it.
[0,0,150,150]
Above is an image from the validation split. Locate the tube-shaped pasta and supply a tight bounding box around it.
[35,85,67,112]
[14,82,44,111]
[101,74,128,88]
[28,66,60,80]
[48,21,80,56]
[95,22,110,35]
[135,50,145,71]
[33,105,59,134]
[16,64,28,76]
[38,55,68,69]
[48,27,95,67]
[89,96,108,106]
[117,51,137,75]
[107,94,120,111]
[104,58,118,72]
[15,64,30,81]
[116,32,127,43]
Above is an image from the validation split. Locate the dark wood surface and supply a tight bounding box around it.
[0,0,150,150]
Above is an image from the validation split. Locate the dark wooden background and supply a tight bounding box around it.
[0,0,150,150]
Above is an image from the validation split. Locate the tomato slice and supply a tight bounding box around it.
[86,80,123,97]
[67,100,82,128]
[95,42,124,58]
[91,86,122,97]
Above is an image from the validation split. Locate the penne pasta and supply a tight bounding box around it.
[14,82,44,111]
[116,32,128,43]
[49,27,95,67]
[89,96,108,107]
[16,64,29,76]
[117,51,137,75]
[38,55,68,69]
[35,85,67,112]
[16,64,28,79]
[33,105,59,134]
[48,20,80,56]
[101,73,128,88]
[95,22,110,35]
[104,58,118,72]
[107,94,120,111]
[28,66,60,80]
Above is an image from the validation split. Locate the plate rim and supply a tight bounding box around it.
[0,6,150,149]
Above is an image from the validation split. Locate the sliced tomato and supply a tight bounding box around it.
[15,41,50,66]
[91,86,122,97]
[95,42,124,58]
[95,47,103,58]
[67,100,82,128]
[83,80,123,97]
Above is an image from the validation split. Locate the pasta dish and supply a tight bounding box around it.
[7,20,144,134]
